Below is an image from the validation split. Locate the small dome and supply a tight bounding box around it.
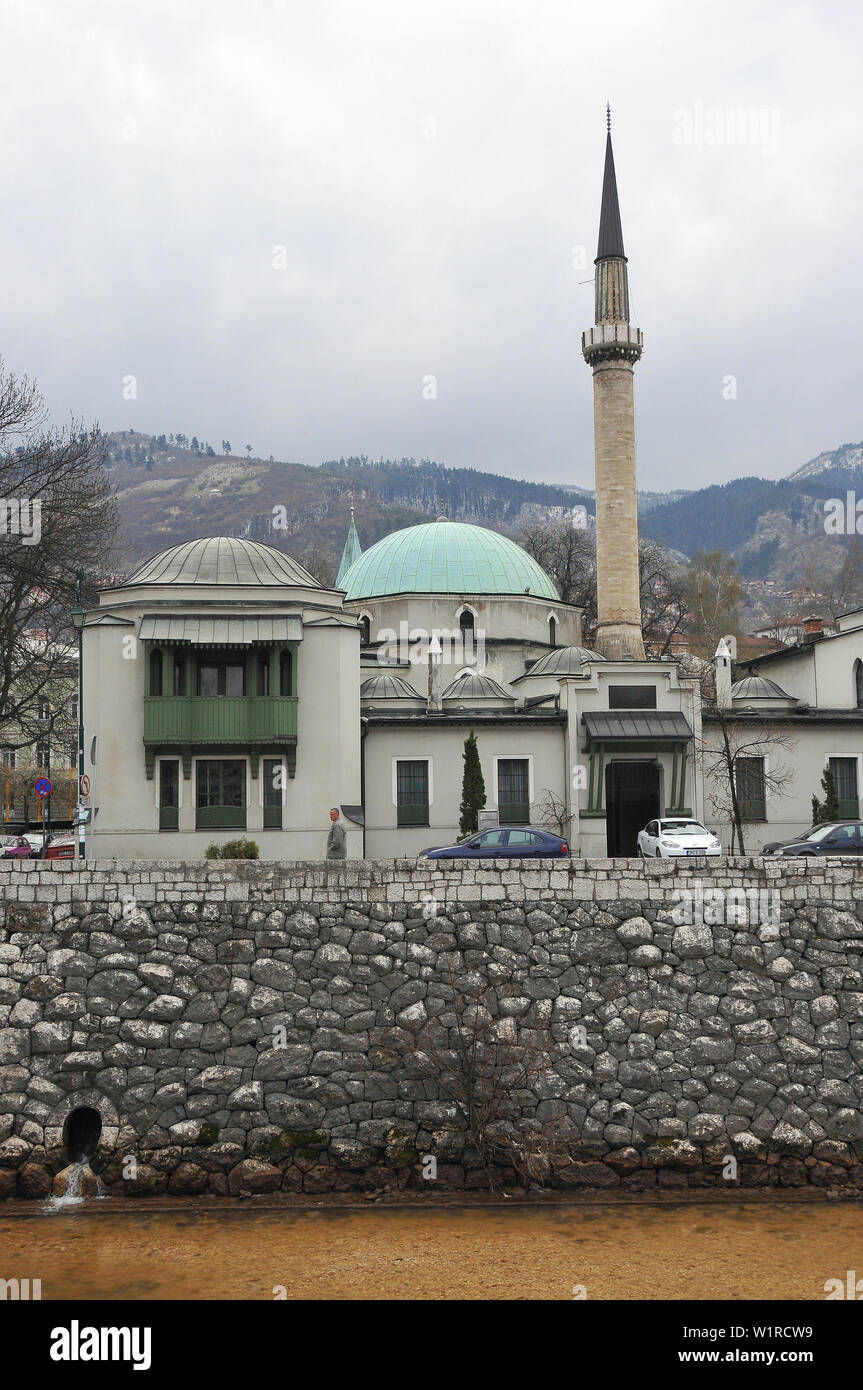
[442,670,512,701]
[521,645,603,678]
[125,537,319,588]
[360,673,422,700]
[341,519,559,601]
[731,675,794,702]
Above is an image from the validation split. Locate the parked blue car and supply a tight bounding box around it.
[420,826,569,859]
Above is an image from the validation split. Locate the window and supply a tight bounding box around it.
[821,823,857,846]
[497,758,530,824]
[472,829,508,847]
[197,660,245,697]
[279,649,293,696]
[70,695,78,724]
[68,741,77,769]
[159,759,179,831]
[36,743,50,770]
[259,657,270,695]
[828,757,859,818]
[856,661,863,709]
[548,615,557,648]
[149,648,163,696]
[0,748,15,770]
[359,616,371,646]
[173,658,185,696]
[507,829,543,846]
[396,759,429,826]
[609,685,657,709]
[263,757,282,829]
[196,759,246,829]
[735,756,766,821]
[459,609,475,636]
[37,697,50,720]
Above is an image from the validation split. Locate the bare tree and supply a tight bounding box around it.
[639,539,689,657]
[694,664,796,853]
[515,515,596,615]
[0,359,118,760]
[388,972,571,1190]
[535,787,574,844]
[801,536,863,621]
[684,548,744,659]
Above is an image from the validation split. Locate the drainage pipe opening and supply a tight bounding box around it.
[64,1107,103,1162]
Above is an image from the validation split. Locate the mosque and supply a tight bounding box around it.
[81,120,861,859]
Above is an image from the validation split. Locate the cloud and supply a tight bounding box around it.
[2,0,861,490]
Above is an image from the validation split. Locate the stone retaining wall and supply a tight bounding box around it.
[1,857,862,1198]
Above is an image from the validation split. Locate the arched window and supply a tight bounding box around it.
[459,609,475,636]
[855,660,863,709]
[548,614,558,648]
[359,616,371,646]
[280,648,293,696]
[149,648,163,696]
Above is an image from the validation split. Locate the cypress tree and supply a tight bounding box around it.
[811,766,840,824]
[459,729,486,836]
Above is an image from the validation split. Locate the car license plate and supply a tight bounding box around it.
[685,849,699,854]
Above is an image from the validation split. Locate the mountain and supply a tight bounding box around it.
[788,441,863,481]
[103,432,594,583]
[103,431,863,620]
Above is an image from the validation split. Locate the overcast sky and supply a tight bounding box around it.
[2,0,861,492]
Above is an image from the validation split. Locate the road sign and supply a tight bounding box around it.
[34,776,51,798]
[80,774,91,797]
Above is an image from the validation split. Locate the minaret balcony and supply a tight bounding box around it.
[582,323,643,364]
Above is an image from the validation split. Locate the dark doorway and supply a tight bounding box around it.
[606,761,661,856]
[64,1106,102,1162]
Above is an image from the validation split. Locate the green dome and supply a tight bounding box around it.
[341,519,559,601]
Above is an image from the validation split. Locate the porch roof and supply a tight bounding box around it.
[582,710,693,742]
[139,614,302,645]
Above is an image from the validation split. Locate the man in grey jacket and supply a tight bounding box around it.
[326,807,347,859]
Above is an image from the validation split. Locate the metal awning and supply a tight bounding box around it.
[138,615,302,645]
[582,711,693,742]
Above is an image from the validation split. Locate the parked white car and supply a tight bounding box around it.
[637,817,722,858]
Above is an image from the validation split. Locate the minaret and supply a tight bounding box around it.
[336,504,362,587]
[582,108,645,661]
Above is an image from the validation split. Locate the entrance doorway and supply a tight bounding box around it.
[605,760,661,856]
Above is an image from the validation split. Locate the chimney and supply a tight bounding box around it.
[714,637,733,711]
[802,615,824,643]
[426,635,442,711]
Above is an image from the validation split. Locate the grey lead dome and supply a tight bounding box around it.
[125,536,320,588]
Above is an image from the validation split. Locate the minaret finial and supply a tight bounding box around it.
[606,102,611,133]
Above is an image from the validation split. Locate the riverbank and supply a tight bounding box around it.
[4,1198,861,1300]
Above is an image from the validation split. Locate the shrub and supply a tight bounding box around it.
[205,836,259,860]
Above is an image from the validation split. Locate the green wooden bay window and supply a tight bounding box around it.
[396,760,429,826]
[196,759,246,829]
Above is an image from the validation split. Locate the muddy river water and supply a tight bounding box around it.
[2,1198,861,1299]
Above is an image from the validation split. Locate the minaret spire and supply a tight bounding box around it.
[336,504,362,587]
[582,112,645,661]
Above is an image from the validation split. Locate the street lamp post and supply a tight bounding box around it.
[71,568,85,859]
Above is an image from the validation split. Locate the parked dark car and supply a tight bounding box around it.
[762,821,863,856]
[420,826,569,859]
